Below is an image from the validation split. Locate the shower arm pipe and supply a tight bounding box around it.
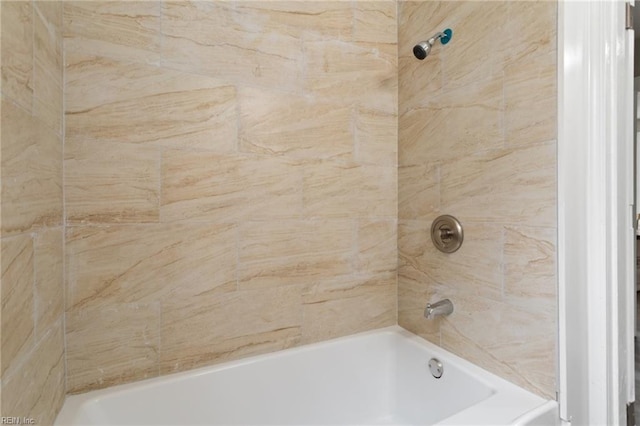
[428,31,445,44]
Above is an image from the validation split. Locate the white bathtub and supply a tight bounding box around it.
[55,326,558,426]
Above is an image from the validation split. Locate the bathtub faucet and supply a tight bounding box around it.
[424,299,454,320]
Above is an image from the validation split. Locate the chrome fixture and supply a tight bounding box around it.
[428,358,444,379]
[413,28,453,60]
[424,299,454,320]
[431,215,464,253]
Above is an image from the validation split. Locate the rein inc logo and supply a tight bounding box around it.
[1,418,35,425]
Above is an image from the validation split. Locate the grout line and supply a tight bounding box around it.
[61,0,69,398]
[235,224,240,292]
[32,231,38,343]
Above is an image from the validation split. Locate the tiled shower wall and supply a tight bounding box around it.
[1,1,66,423]
[398,1,557,398]
[2,1,558,419]
[63,1,398,393]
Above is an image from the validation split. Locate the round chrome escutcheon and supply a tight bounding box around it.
[430,215,463,254]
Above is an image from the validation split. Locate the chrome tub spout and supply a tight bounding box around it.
[424,299,454,320]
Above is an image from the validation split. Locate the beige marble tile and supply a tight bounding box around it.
[1,1,33,111]
[162,1,302,91]
[356,220,397,275]
[1,234,34,377]
[398,220,437,288]
[34,227,63,340]
[234,2,353,41]
[398,107,447,167]
[161,286,303,374]
[303,161,396,218]
[65,140,159,224]
[66,302,160,393]
[1,100,63,236]
[355,108,397,167]
[397,275,442,345]
[1,321,65,424]
[354,2,397,44]
[398,220,503,301]
[33,73,62,137]
[161,151,303,222]
[33,1,63,135]
[440,2,508,90]
[65,54,237,151]
[398,54,442,115]
[63,1,161,64]
[504,226,556,317]
[440,142,556,227]
[503,1,557,67]
[239,88,353,160]
[402,77,503,165]
[440,291,556,398]
[397,220,445,345]
[34,2,62,75]
[398,164,440,220]
[505,51,557,147]
[431,222,504,302]
[65,224,237,311]
[441,78,505,157]
[238,220,353,290]
[304,39,397,113]
[301,274,396,344]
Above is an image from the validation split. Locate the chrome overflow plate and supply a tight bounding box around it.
[431,215,463,253]
[428,358,443,379]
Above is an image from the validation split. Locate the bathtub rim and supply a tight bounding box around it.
[55,325,554,426]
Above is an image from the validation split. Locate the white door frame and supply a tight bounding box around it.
[558,0,634,424]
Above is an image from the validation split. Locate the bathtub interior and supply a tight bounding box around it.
[55,328,547,426]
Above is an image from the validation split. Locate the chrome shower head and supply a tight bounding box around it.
[413,28,453,60]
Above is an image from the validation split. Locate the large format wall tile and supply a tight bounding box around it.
[161,1,303,91]
[238,220,353,290]
[239,88,353,160]
[355,108,397,167]
[505,51,556,148]
[304,39,397,113]
[66,303,161,393]
[503,226,556,317]
[354,1,397,44]
[34,1,63,136]
[398,107,447,167]
[65,224,237,311]
[1,234,35,376]
[398,164,439,220]
[356,220,397,275]
[2,100,62,236]
[65,140,160,224]
[440,291,555,397]
[440,142,556,227]
[233,2,354,41]
[301,274,396,344]
[161,151,303,222]
[65,54,237,151]
[303,161,396,218]
[161,286,303,374]
[1,1,33,110]
[34,227,64,340]
[63,1,161,64]
[2,321,65,424]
